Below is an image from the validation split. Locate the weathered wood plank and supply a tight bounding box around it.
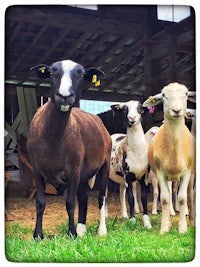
[5,112,21,146]
[17,87,29,137]
[17,87,37,136]
[24,88,37,127]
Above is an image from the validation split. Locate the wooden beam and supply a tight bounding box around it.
[10,25,48,73]
[7,6,143,36]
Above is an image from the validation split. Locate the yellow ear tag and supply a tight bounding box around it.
[95,80,100,87]
[92,74,97,83]
[39,67,46,74]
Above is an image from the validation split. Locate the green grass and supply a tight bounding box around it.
[5,215,195,263]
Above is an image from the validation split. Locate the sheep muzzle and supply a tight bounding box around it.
[53,93,76,112]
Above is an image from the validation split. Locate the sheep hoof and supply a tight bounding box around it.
[129,217,136,223]
[98,226,107,236]
[190,219,195,227]
[179,228,187,234]
[68,229,77,239]
[152,210,158,215]
[179,221,187,234]
[76,223,87,237]
[170,210,176,216]
[170,207,176,216]
[122,212,129,218]
[33,230,44,240]
[160,230,167,235]
[160,226,170,235]
[143,214,152,229]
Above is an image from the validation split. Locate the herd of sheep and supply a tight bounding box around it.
[27,59,196,239]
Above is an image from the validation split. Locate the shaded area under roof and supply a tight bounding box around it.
[5,5,195,103]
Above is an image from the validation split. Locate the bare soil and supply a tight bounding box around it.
[5,192,126,235]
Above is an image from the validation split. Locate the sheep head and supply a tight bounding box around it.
[30,59,104,112]
[111,100,144,128]
[143,82,196,119]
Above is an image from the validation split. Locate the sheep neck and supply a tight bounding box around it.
[163,114,185,151]
[45,100,71,144]
[126,122,147,151]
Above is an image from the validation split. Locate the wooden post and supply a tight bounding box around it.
[16,86,37,137]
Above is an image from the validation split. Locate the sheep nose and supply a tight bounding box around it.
[172,108,181,115]
[128,116,136,122]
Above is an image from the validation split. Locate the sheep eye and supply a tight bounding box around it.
[123,105,128,111]
[162,93,168,99]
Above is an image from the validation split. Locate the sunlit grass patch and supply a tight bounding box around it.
[5,216,195,263]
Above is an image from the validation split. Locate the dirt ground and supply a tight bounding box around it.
[5,191,133,234]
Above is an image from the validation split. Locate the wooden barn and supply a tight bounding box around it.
[5,5,196,198]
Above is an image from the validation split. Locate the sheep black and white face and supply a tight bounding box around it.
[50,60,85,111]
[30,59,104,112]
[111,100,144,128]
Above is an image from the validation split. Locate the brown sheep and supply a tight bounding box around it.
[27,59,111,239]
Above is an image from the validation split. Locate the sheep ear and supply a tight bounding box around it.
[143,93,163,107]
[30,64,51,78]
[188,91,196,103]
[185,109,196,119]
[137,102,144,114]
[110,104,123,117]
[84,68,105,86]
[110,104,122,112]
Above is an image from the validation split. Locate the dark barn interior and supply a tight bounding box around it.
[5,5,196,198]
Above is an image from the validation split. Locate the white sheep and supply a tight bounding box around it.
[109,100,152,229]
[143,82,196,234]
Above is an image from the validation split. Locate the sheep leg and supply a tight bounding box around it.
[188,174,195,226]
[132,181,140,213]
[140,176,152,229]
[97,163,109,236]
[33,174,46,239]
[76,182,88,237]
[168,181,176,216]
[126,173,135,222]
[174,182,180,212]
[158,173,171,234]
[65,179,78,238]
[178,171,191,233]
[152,174,159,215]
[173,182,189,215]
[119,184,128,218]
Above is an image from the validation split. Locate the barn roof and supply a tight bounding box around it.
[5,5,195,102]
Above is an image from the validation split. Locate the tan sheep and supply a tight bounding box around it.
[143,82,195,234]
